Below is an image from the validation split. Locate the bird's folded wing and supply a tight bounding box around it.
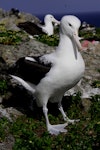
[17,21,46,35]
[8,56,52,85]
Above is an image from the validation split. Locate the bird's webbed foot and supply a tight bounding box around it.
[66,118,80,124]
[48,123,68,135]
[58,105,80,124]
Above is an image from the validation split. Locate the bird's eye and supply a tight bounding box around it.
[69,23,72,27]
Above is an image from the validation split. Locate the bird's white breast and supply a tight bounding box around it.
[46,51,85,88]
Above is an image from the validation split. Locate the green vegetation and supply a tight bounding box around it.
[0,117,10,142]
[35,34,59,46]
[92,80,100,88]
[0,80,8,95]
[0,24,28,45]
[0,94,100,149]
[79,28,100,41]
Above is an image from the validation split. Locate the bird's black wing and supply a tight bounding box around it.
[8,56,52,85]
[17,21,46,35]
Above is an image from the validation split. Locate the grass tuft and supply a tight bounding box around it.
[0,24,28,45]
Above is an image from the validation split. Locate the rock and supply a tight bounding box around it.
[0,96,3,103]
[0,8,7,18]
[0,134,15,150]
[0,39,55,65]
[18,11,40,23]
[81,98,92,112]
[0,8,41,32]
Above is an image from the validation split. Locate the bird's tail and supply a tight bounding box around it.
[10,75,35,94]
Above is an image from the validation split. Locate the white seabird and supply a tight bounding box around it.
[9,15,85,135]
[17,14,60,36]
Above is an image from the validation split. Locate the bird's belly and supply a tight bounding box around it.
[36,56,85,106]
[48,64,85,103]
[49,57,85,88]
[65,61,85,85]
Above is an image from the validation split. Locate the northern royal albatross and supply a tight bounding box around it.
[17,14,60,36]
[9,15,85,135]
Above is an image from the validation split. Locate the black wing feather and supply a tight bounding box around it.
[8,57,51,85]
[17,21,46,35]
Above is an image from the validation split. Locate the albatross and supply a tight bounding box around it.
[17,14,60,36]
[8,15,85,135]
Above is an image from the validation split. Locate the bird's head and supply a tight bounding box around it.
[44,14,60,25]
[60,15,82,50]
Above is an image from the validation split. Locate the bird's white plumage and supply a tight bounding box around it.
[25,57,37,62]
[37,14,60,36]
[11,15,85,135]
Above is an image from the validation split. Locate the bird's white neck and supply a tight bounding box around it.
[56,34,79,60]
[44,21,53,36]
[44,19,53,27]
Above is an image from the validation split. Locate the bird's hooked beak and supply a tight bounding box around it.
[72,31,83,51]
[52,18,60,26]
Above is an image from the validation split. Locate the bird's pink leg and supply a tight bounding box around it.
[58,104,80,124]
[43,105,67,135]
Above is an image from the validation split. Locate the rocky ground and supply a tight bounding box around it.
[0,8,100,150]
